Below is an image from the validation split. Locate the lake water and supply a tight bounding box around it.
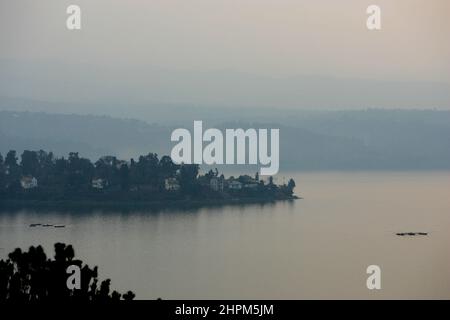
[1,172,449,299]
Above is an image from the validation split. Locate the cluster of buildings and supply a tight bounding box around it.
[95,173,262,192]
[180,175,259,192]
[18,173,263,194]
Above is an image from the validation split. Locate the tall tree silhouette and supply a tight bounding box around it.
[0,243,135,301]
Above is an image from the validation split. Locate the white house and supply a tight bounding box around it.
[20,176,38,189]
[243,183,258,189]
[228,180,242,190]
[92,178,105,189]
[165,178,180,191]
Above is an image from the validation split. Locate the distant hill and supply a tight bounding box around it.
[1,59,449,109]
[1,109,449,171]
[0,111,171,160]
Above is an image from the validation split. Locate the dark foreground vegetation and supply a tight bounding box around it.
[0,243,135,301]
[0,150,297,209]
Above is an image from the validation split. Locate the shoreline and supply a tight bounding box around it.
[0,196,299,212]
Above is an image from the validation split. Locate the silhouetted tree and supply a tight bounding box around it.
[119,164,130,190]
[0,243,134,301]
[136,153,159,185]
[159,155,179,179]
[21,150,39,176]
[35,150,55,185]
[287,178,296,195]
[5,150,18,169]
[95,156,119,186]
[4,150,21,187]
[179,164,199,193]
[0,153,4,191]
[67,152,94,187]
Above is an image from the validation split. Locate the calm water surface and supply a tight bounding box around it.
[1,172,449,299]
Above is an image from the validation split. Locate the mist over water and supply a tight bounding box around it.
[1,171,449,299]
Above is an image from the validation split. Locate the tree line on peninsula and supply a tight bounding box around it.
[0,150,296,204]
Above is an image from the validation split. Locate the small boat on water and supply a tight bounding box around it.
[396,232,429,237]
[29,223,42,227]
[28,223,66,228]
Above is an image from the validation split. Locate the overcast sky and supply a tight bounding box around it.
[1,0,449,110]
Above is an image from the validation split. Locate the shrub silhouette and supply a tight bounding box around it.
[0,243,135,301]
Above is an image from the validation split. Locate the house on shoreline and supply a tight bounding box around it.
[228,180,243,190]
[20,176,38,189]
[92,178,107,189]
[165,178,180,191]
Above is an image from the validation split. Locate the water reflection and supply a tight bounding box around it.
[1,172,449,299]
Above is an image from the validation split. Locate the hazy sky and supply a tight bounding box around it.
[1,0,449,110]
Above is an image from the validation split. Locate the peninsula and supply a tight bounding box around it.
[0,150,297,210]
